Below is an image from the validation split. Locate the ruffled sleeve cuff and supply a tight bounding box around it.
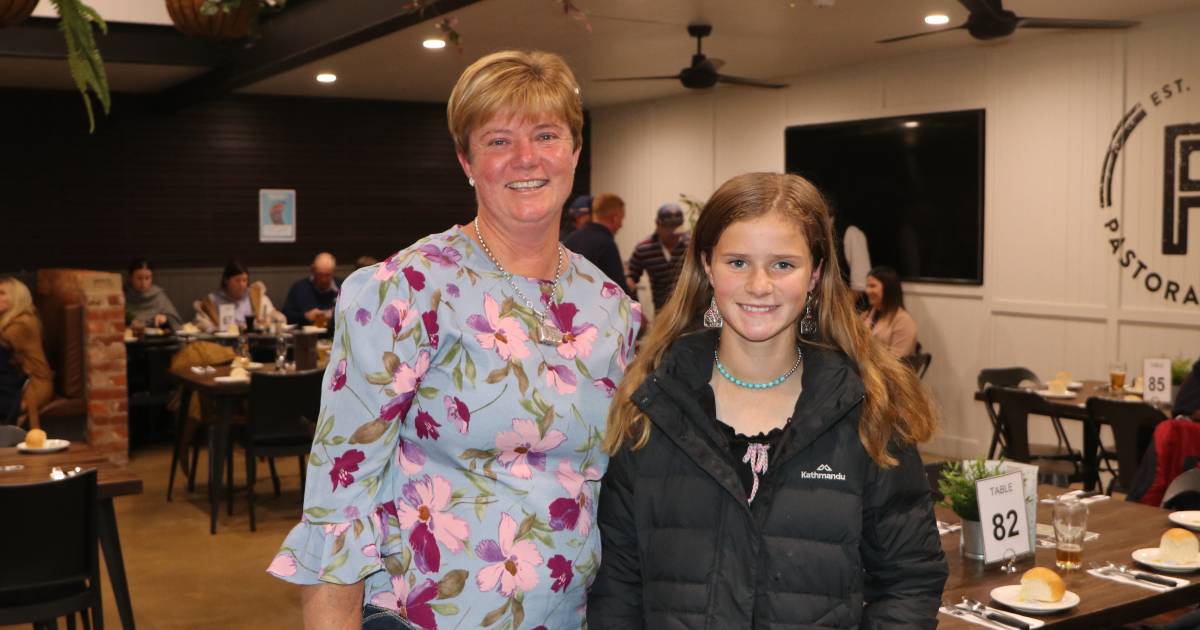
[267,514,389,586]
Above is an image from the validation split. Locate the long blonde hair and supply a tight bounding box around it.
[604,173,937,467]
[0,277,36,332]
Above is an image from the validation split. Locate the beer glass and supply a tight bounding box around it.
[1108,361,1127,392]
[1053,497,1088,570]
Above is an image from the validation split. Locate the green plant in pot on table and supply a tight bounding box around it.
[938,458,1005,560]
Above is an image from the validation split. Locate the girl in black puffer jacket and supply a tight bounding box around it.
[588,173,947,629]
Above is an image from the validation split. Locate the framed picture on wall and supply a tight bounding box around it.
[259,189,297,243]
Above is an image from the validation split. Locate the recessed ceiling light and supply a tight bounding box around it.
[423,38,446,49]
[316,73,337,84]
[904,121,920,128]
[925,13,950,26]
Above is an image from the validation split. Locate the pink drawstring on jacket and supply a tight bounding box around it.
[743,443,770,503]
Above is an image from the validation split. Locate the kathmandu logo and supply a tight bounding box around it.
[802,463,846,481]
[1099,75,1199,307]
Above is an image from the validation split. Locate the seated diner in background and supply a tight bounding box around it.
[192,260,285,333]
[124,258,183,330]
[862,265,917,358]
[1174,356,1200,420]
[0,277,53,429]
[281,252,340,326]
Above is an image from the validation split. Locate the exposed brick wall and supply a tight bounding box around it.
[36,269,129,464]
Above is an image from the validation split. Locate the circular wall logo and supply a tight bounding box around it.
[1099,76,1199,307]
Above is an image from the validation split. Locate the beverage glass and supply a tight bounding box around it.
[1109,361,1127,392]
[1053,497,1088,570]
[275,333,289,370]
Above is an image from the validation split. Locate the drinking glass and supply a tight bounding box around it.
[1053,497,1088,570]
[1108,361,1127,392]
[275,333,289,370]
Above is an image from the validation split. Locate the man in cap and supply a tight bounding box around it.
[560,194,592,241]
[627,203,689,312]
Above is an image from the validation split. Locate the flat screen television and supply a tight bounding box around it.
[785,109,984,285]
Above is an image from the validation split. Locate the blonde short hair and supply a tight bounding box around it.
[592,193,625,219]
[0,277,36,332]
[447,50,583,158]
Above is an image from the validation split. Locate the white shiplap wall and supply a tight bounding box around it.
[592,9,1200,458]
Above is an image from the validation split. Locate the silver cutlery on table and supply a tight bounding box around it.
[1094,561,1177,587]
[961,597,1031,629]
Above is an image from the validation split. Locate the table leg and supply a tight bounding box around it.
[209,397,233,535]
[168,387,193,501]
[99,497,136,630]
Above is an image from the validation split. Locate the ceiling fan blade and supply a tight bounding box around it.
[709,58,726,71]
[1017,17,1139,30]
[959,0,1005,19]
[593,75,683,82]
[876,25,965,44]
[715,74,787,89]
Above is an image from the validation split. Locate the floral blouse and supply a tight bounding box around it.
[269,226,640,630]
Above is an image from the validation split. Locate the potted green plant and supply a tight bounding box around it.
[937,458,1005,560]
[165,0,285,39]
[1172,355,1195,401]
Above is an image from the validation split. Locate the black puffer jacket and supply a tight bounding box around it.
[588,330,947,629]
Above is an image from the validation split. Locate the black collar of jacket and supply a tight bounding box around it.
[631,329,865,503]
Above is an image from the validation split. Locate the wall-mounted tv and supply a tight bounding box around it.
[785,109,985,285]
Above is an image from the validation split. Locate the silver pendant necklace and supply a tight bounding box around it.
[473,218,565,346]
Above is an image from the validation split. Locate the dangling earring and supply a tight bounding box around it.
[799,291,817,337]
[703,297,723,328]
[468,177,475,187]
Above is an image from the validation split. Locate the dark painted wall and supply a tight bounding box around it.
[1,89,591,271]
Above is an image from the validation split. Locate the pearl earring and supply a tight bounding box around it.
[468,177,475,187]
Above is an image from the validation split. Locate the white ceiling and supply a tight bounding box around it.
[10,0,1200,105]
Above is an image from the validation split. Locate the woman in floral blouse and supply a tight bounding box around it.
[269,50,640,630]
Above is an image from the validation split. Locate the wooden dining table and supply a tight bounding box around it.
[975,380,1173,491]
[168,362,324,534]
[0,443,144,630]
[938,486,1199,628]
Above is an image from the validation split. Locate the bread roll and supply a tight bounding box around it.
[1048,379,1069,394]
[1158,528,1199,564]
[1054,371,1072,383]
[25,428,47,449]
[229,367,249,380]
[1019,567,1065,602]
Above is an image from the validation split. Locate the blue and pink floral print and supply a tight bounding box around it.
[269,226,640,629]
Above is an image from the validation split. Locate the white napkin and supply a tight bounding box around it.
[938,606,1044,629]
[1038,490,1110,506]
[938,520,963,536]
[1085,568,1189,592]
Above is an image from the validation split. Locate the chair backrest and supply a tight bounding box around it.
[36,301,86,401]
[978,367,1040,391]
[2,377,28,425]
[924,460,950,502]
[903,352,932,379]
[1085,397,1166,492]
[247,369,323,443]
[0,469,98,594]
[985,386,1049,463]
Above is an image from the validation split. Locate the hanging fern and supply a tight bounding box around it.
[51,0,110,133]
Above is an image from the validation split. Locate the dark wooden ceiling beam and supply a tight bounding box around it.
[0,17,227,66]
[156,0,485,111]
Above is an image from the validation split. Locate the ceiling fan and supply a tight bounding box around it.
[878,0,1139,44]
[594,23,787,90]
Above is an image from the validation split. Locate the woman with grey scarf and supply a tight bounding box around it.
[125,258,182,329]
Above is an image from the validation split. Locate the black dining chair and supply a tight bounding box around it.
[1084,397,1167,495]
[903,350,932,379]
[977,367,1075,459]
[2,376,28,426]
[128,341,182,445]
[237,369,322,531]
[0,469,102,630]
[985,387,1084,486]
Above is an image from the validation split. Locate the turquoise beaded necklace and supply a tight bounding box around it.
[714,346,804,389]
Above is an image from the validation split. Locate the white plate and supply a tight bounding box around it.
[1066,381,1084,390]
[177,329,201,336]
[213,331,240,338]
[1036,389,1077,399]
[244,362,264,370]
[1132,547,1200,572]
[301,326,327,334]
[990,584,1080,613]
[1168,511,1200,531]
[17,438,71,454]
[1123,386,1144,395]
[214,375,250,384]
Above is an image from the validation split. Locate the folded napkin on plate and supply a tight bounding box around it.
[938,606,1044,629]
[1085,568,1189,591]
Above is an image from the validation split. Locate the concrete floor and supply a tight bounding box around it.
[4,444,308,630]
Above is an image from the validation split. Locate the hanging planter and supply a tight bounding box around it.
[165,0,259,39]
[0,0,38,28]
